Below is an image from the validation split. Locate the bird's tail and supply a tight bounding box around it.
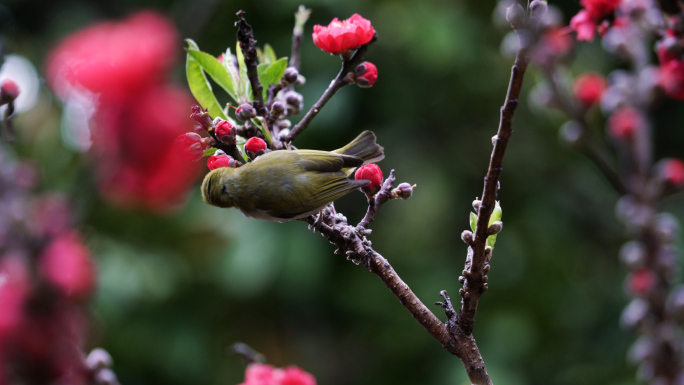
[334,130,385,165]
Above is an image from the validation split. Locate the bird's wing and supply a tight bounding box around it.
[295,150,364,173]
[265,173,368,220]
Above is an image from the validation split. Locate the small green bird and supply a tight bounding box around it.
[201,130,384,221]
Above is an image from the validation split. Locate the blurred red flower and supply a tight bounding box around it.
[239,363,316,385]
[45,11,202,211]
[570,10,597,42]
[573,72,607,108]
[312,14,375,55]
[45,11,177,99]
[581,0,621,19]
[39,231,95,300]
[608,107,642,139]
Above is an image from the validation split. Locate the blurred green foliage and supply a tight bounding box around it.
[3,0,684,384]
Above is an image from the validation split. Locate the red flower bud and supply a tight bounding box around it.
[0,79,20,104]
[573,73,607,108]
[39,232,95,300]
[239,363,316,385]
[355,62,378,88]
[174,132,212,161]
[207,154,235,170]
[355,164,383,194]
[628,267,656,295]
[215,120,236,144]
[661,159,684,187]
[312,14,375,55]
[245,137,267,153]
[608,107,642,139]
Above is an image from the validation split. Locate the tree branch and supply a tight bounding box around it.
[458,29,530,337]
[236,11,267,118]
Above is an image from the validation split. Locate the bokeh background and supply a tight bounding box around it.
[2,0,684,384]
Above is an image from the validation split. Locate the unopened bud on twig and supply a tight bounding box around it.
[506,4,526,30]
[282,67,299,85]
[392,183,414,199]
[86,348,113,370]
[472,199,482,211]
[459,276,466,284]
[270,102,285,119]
[529,0,548,21]
[461,230,474,245]
[488,221,503,235]
[619,241,646,269]
[236,104,256,121]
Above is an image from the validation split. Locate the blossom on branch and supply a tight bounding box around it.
[312,14,375,55]
[238,363,316,385]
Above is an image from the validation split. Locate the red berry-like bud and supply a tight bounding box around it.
[661,159,684,187]
[628,267,656,295]
[215,120,236,144]
[174,132,212,161]
[236,104,256,121]
[39,232,95,300]
[0,79,19,104]
[245,137,267,153]
[608,107,642,139]
[355,164,383,194]
[355,62,378,88]
[573,73,607,108]
[312,14,375,55]
[207,154,235,170]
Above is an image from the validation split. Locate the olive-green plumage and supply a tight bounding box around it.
[201,130,384,221]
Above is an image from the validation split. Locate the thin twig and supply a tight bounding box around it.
[542,69,627,194]
[356,170,396,229]
[282,41,373,143]
[236,11,267,118]
[458,29,530,339]
[290,6,311,71]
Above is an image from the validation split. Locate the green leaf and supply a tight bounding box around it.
[186,48,239,103]
[203,148,217,157]
[469,200,502,249]
[263,44,277,64]
[236,42,252,104]
[257,57,288,99]
[185,39,227,120]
